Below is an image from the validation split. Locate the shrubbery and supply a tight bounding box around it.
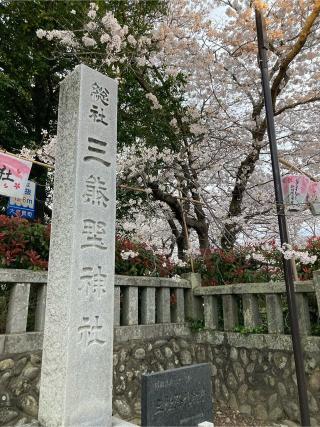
[1,215,319,284]
[187,238,320,286]
[189,247,280,286]
[115,236,175,277]
[0,216,176,277]
[0,215,50,270]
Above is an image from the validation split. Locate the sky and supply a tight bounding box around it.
[210,5,228,24]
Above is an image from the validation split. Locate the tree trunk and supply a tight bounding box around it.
[168,218,189,260]
[151,182,210,257]
[221,144,262,249]
[196,222,210,253]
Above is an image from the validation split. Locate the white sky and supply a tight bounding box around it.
[210,5,228,25]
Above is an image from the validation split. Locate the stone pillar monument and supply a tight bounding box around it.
[38,64,117,427]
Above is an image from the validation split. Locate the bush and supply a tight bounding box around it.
[179,238,319,286]
[0,215,49,270]
[1,214,319,284]
[0,216,176,277]
[115,236,175,277]
[303,237,320,279]
[183,247,281,286]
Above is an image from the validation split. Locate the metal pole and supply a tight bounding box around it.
[255,9,310,426]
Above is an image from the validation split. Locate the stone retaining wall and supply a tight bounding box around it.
[1,327,320,426]
[114,331,320,425]
[0,352,40,426]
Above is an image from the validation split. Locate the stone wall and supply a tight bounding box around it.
[1,326,320,426]
[112,330,320,426]
[0,352,40,426]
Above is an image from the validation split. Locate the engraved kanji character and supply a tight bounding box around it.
[81,219,107,250]
[82,175,109,208]
[79,265,107,298]
[89,105,108,126]
[83,137,111,168]
[0,166,14,182]
[91,82,109,106]
[78,315,106,347]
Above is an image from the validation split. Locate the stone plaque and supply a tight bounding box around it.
[141,364,213,427]
[38,64,117,427]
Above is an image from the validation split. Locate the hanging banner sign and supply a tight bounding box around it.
[0,153,32,197]
[7,180,36,219]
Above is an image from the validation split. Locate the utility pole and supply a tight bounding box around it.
[255,8,310,426]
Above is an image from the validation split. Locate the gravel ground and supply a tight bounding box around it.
[214,405,265,426]
[213,404,301,427]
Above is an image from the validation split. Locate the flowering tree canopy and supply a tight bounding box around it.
[31,0,320,257]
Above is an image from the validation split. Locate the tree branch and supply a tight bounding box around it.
[275,95,320,116]
[271,3,320,104]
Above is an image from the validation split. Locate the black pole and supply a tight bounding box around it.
[255,9,310,426]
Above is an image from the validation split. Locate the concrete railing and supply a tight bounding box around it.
[0,269,194,337]
[0,269,48,335]
[2,268,320,341]
[114,275,192,326]
[194,271,320,335]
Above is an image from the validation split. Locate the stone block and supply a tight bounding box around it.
[156,288,171,323]
[295,293,311,335]
[283,401,300,422]
[313,270,320,315]
[6,283,30,333]
[222,295,238,331]
[242,294,261,328]
[239,404,251,416]
[254,404,268,421]
[0,336,4,354]
[203,296,219,330]
[4,332,43,354]
[35,284,47,332]
[266,294,284,334]
[268,406,283,421]
[114,286,120,327]
[141,287,155,325]
[309,369,320,392]
[180,350,193,365]
[182,273,203,321]
[0,358,14,371]
[229,392,238,410]
[122,286,138,326]
[171,288,185,323]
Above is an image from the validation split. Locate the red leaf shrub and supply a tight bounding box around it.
[0,215,49,270]
[115,236,175,277]
[0,218,176,277]
[180,238,319,286]
[1,214,319,283]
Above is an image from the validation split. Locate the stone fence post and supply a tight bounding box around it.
[182,273,203,321]
[313,270,320,317]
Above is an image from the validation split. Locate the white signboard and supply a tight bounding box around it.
[7,180,36,219]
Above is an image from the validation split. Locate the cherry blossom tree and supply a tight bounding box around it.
[35,0,320,256]
[210,0,320,248]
